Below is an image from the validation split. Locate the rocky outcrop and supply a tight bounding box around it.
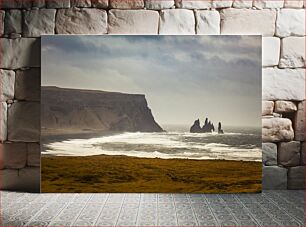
[41,86,163,133]
[190,119,202,133]
[202,118,214,132]
[190,117,221,133]
[218,122,224,134]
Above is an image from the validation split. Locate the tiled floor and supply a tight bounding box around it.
[2,190,304,226]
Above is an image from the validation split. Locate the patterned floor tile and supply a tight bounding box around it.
[0,190,304,227]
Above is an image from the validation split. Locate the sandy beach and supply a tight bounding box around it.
[41,155,262,193]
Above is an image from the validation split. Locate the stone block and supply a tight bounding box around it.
[262,118,294,142]
[46,0,70,8]
[274,101,297,113]
[0,69,15,102]
[294,101,305,141]
[23,9,56,37]
[159,9,195,34]
[262,101,274,116]
[301,142,305,165]
[272,113,282,118]
[280,37,305,68]
[0,142,27,169]
[4,9,22,35]
[212,0,233,8]
[276,9,305,37]
[175,0,212,9]
[263,166,287,189]
[288,166,304,189]
[195,10,220,35]
[32,0,46,8]
[91,0,108,8]
[284,0,304,8]
[0,168,40,192]
[253,0,284,8]
[220,8,276,36]
[262,68,305,101]
[8,102,40,142]
[0,102,7,142]
[0,38,40,69]
[109,0,144,8]
[27,143,40,167]
[71,0,92,7]
[262,143,277,166]
[278,141,301,167]
[56,8,107,34]
[262,37,280,66]
[0,0,32,9]
[15,68,41,101]
[232,0,253,8]
[145,0,175,9]
[0,10,4,35]
[108,10,159,34]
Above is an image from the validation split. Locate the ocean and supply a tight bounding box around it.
[42,125,262,162]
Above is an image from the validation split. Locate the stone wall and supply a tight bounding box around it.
[0,0,305,192]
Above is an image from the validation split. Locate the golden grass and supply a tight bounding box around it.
[41,155,262,193]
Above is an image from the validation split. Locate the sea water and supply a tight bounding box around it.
[42,125,262,162]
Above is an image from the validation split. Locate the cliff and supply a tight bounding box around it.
[41,86,163,132]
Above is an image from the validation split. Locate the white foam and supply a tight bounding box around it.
[43,131,262,161]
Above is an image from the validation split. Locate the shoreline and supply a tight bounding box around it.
[41,128,262,160]
[42,153,262,162]
[41,129,117,140]
[41,129,119,152]
[41,154,262,193]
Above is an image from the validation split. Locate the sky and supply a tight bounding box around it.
[42,35,262,127]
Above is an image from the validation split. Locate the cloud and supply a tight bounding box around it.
[42,35,261,65]
[42,35,262,127]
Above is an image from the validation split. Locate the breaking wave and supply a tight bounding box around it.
[43,130,262,162]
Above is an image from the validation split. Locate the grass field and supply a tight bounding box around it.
[41,155,262,193]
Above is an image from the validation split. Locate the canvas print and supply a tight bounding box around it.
[41,35,262,193]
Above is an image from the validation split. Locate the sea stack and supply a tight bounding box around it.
[202,118,214,133]
[218,122,224,134]
[190,117,223,133]
[190,119,202,133]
